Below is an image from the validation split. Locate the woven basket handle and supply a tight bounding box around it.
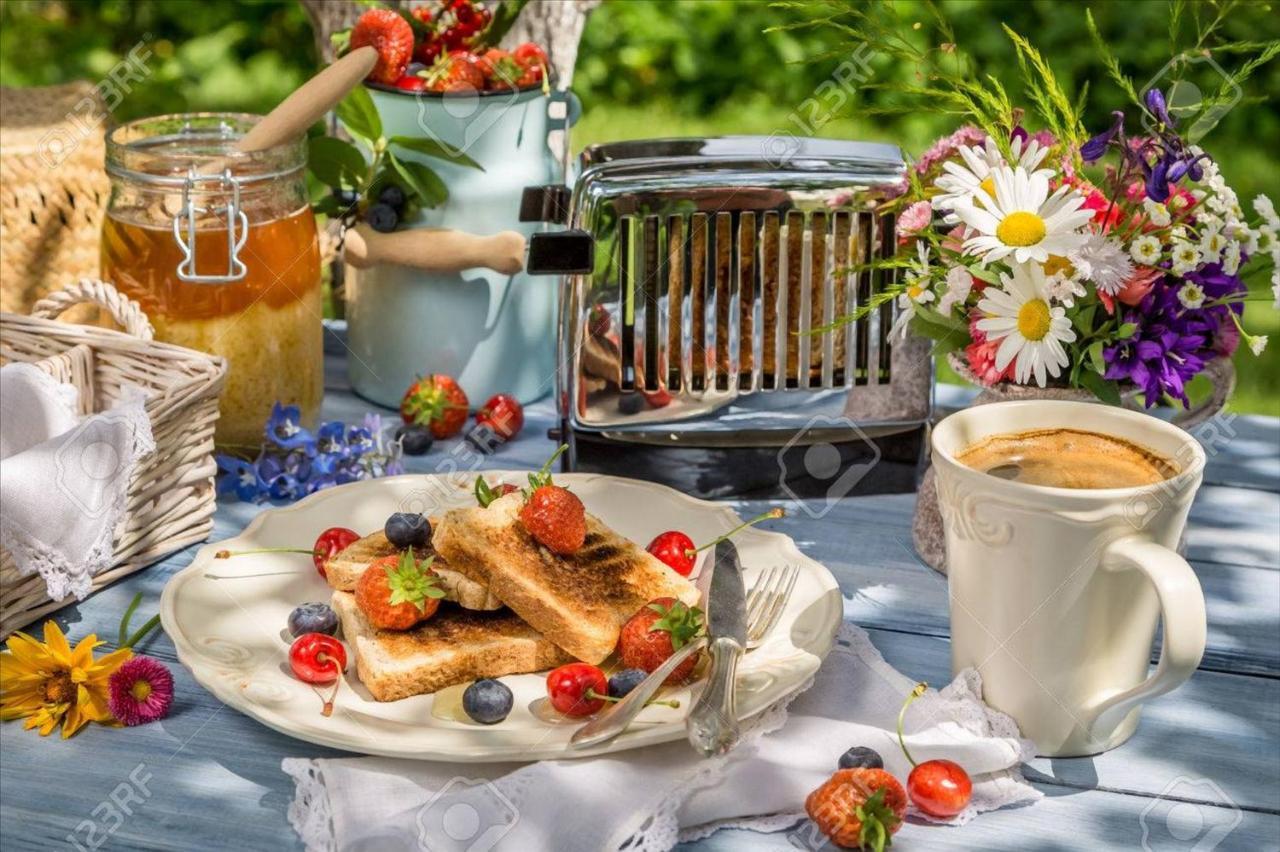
[30,278,155,340]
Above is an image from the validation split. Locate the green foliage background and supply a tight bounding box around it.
[2,0,1276,414]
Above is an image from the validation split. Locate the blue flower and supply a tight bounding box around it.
[345,426,375,456]
[266,403,316,453]
[263,473,304,501]
[216,455,262,502]
[316,421,348,456]
[1144,88,1173,127]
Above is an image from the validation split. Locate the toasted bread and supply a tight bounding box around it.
[432,492,701,664]
[326,529,503,611]
[332,591,573,702]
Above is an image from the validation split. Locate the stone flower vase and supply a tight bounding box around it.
[913,352,1236,574]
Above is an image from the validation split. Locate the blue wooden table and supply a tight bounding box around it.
[3,342,1278,851]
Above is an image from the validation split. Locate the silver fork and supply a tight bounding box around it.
[570,565,800,750]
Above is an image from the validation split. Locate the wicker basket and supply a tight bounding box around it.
[0,82,111,325]
[0,279,227,637]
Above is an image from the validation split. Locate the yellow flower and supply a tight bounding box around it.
[1,621,132,738]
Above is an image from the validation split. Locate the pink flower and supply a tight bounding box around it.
[914,125,987,175]
[108,656,174,726]
[1100,266,1162,313]
[898,201,933,238]
[1214,315,1240,357]
[965,311,1014,385]
[941,224,971,255]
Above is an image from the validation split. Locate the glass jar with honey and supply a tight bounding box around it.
[102,113,322,449]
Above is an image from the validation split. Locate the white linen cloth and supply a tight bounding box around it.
[0,363,154,601]
[283,622,1041,852]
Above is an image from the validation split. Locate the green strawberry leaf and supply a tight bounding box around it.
[335,85,382,149]
[389,136,484,171]
[525,444,569,495]
[308,136,368,191]
[854,788,900,852]
[475,476,499,508]
[648,601,705,651]
[386,550,445,612]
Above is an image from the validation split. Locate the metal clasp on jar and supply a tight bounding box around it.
[172,168,249,284]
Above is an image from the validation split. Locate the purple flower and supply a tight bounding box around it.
[1144,88,1173,127]
[345,426,375,456]
[1080,111,1124,162]
[216,455,261,502]
[265,403,315,453]
[264,473,303,501]
[316,421,348,455]
[1103,280,1215,406]
[108,656,174,726]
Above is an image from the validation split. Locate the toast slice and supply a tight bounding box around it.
[332,591,573,702]
[432,492,701,664]
[326,529,503,611]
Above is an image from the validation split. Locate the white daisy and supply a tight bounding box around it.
[1143,199,1171,227]
[1130,234,1163,266]
[1222,241,1242,275]
[889,241,937,341]
[1200,227,1227,261]
[1069,234,1134,296]
[1045,272,1087,307]
[975,261,1077,387]
[1177,282,1206,309]
[937,265,974,315]
[1169,225,1188,241]
[1170,240,1202,276]
[931,136,1052,217]
[954,166,1093,264]
[1253,194,1279,228]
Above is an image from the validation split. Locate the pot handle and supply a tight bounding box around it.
[343,223,525,275]
[1170,357,1235,430]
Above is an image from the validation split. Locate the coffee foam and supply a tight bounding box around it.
[955,428,1177,489]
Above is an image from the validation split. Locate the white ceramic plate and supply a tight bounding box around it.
[161,473,842,761]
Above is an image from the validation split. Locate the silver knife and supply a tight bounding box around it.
[686,539,747,756]
[568,537,719,750]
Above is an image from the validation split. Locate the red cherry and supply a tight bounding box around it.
[907,760,972,818]
[313,527,360,578]
[546,663,608,717]
[393,74,427,92]
[289,633,347,685]
[646,531,696,576]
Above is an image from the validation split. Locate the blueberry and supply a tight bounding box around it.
[332,188,359,207]
[465,423,503,455]
[462,678,513,724]
[288,603,338,638]
[378,184,406,211]
[385,512,430,549]
[617,392,646,415]
[608,667,647,699]
[396,424,434,456]
[838,746,884,770]
[366,202,398,233]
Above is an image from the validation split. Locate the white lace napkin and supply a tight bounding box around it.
[0,363,154,602]
[283,622,1041,852]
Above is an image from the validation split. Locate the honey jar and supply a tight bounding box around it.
[101,113,322,448]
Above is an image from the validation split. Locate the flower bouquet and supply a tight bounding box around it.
[814,8,1278,410]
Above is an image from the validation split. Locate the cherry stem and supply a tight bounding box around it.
[538,443,569,477]
[215,546,314,559]
[687,508,786,557]
[585,688,680,710]
[897,681,928,768]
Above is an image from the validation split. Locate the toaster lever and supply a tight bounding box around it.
[527,230,595,275]
[519,184,571,224]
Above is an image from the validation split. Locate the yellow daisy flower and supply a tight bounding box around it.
[0,621,132,738]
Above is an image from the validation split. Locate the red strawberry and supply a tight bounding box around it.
[805,769,907,852]
[424,51,484,93]
[618,597,705,684]
[394,74,427,92]
[476,394,524,441]
[512,42,548,71]
[350,9,415,85]
[476,48,523,90]
[401,374,469,438]
[355,551,447,630]
[520,485,586,555]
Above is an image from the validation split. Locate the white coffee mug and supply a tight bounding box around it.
[931,400,1207,757]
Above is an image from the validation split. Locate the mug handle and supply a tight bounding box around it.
[1170,357,1235,429]
[1083,535,1207,741]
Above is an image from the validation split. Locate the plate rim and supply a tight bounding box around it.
[161,472,843,761]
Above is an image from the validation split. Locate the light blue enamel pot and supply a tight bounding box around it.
[344,84,577,409]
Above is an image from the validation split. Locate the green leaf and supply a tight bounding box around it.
[1079,370,1122,405]
[1116,322,1138,339]
[968,265,1001,285]
[335,85,382,148]
[476,0,529,48]
[1073,304,1098,336]
[1087,340,1106,374]
[390,136,484,171]
[307,136,368,191]
[389,153,449,208]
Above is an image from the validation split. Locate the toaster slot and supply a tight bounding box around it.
[738,211,757,391]
[876,212,896,382]
[784,210,804,389]
[761,211,781,390]
[809,211,829,388]
[832,211,853,386]
[689,212,709,392]
[666,214,685,391]
[618,219,635,391]
[642,215,661,391]
[713,212,733,391]
[854,212,874,386]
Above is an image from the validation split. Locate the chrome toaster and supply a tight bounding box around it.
[523,137,933,499]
